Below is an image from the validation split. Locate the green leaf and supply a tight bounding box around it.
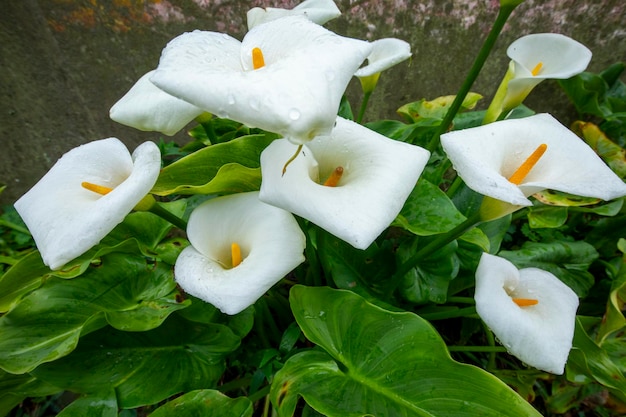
[0,253,186,373]
[596,250,626,343]
[149,390,253,417]
[397,239,459,304]
[177,295,255,339]
[272,286,541,417]
[57,391,117,417]
[498,241,598,297]
[566,318,626,402]
[317,230,395,305]
[393,179,466,236]
[151,134,275,196]
[527,206,568,229]
[0,200,187,314]
[0,370,60,416]
[104,200,187,249]
[559,71,609,118]
[32,314,241,409]
[397,93,482,123]
[0,250,50,312]
[365,119,441,147]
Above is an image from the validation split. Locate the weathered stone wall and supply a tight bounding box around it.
[1,0,624,204]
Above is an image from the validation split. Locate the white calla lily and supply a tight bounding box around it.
[259,117,430,249]
[441,114,626,219]
[150,16,372,145]
[15,138,161,270]
[174,192,305,315]
[354,38,412,78]
[110,70,204,136]
[474,253,579,374]
[247,0,341,29]
[484,33,591,123]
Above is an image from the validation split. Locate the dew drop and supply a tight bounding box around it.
[249,97,260,111]
[288,108,301,121]
[227,94,236,105]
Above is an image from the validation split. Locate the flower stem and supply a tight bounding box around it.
[447,345,507,353]
[248,385,271,404]
[148,203,188,230]
[356,90,373,124]
[426,3,521,151]
[393,212,482,282]
[419,306,477,320]
[482,321,498,370]
[447,296,476,304]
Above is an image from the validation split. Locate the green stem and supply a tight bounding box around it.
[445,175,463,198]
[393,211,482,283]
[219,376,252,394]
[148,203,188,230]
[419,306,477,321]
[426,3,520,151]
[356,90,372,124]
[447,296,476,304]
[248,384,271,404]
[447,345,507,353]
[482,321,498,370]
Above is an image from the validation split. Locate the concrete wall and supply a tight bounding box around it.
[1,0,624,204]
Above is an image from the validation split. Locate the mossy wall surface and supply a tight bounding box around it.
[1,0,624,203]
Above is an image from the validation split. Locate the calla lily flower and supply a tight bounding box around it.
[259,117,430,249]
[474,253,579,374]
[354,38,412,80]
[110,70,205,136]
[150,16,372,145]
[441,113,626,220]
[247,0,341,29]
[483,33,591,123]
[14,138,161,270]
[174,192,306,315]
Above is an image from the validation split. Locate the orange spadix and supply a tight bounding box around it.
[512,298,539,307]
[81,182,113,195]
[323,167,344,187]
[508,143,547,185]
[252,47,265,70]
[231,242,242,268]
[531,62,543,76]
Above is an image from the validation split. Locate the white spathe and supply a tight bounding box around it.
[504,33,592,110]
[259,117,430,249]
[15,138,161,270]
[474,253,579,374]
[247,0,341,29]
[150,15,372,145]
[441,114,626,207]
[174,192,306,315]
[354,38,412,78]
[110,70,204,136]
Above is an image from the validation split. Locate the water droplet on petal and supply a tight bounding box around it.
[227,94,236,105]
[249,97,260,111]
[288,108,301,121]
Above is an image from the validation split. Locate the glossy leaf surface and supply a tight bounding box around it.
[271,286,542,417]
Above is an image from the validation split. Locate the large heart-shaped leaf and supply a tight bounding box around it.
[32,315,241,409]
[0,253,187,373]
[271,286,541,417]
